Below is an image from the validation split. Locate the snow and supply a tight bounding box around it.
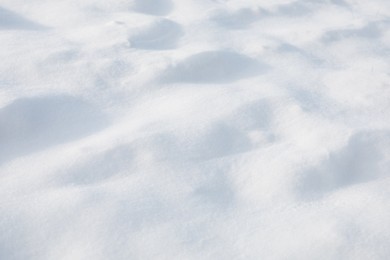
[0,0,390,259]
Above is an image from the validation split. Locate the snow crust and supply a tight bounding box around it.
[1,0,390,259]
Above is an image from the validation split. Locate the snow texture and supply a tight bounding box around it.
[0,0,390,259]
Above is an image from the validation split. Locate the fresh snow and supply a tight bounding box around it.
[0,0,390,259]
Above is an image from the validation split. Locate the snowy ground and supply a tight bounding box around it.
[1,0,390,259]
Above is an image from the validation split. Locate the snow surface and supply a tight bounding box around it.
[1,0,390,259]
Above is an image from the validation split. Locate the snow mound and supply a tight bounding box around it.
[0,0,390,259]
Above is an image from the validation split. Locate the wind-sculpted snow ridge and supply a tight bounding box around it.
[0,0,390,259]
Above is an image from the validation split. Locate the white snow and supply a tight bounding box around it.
[1,0,390,259]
